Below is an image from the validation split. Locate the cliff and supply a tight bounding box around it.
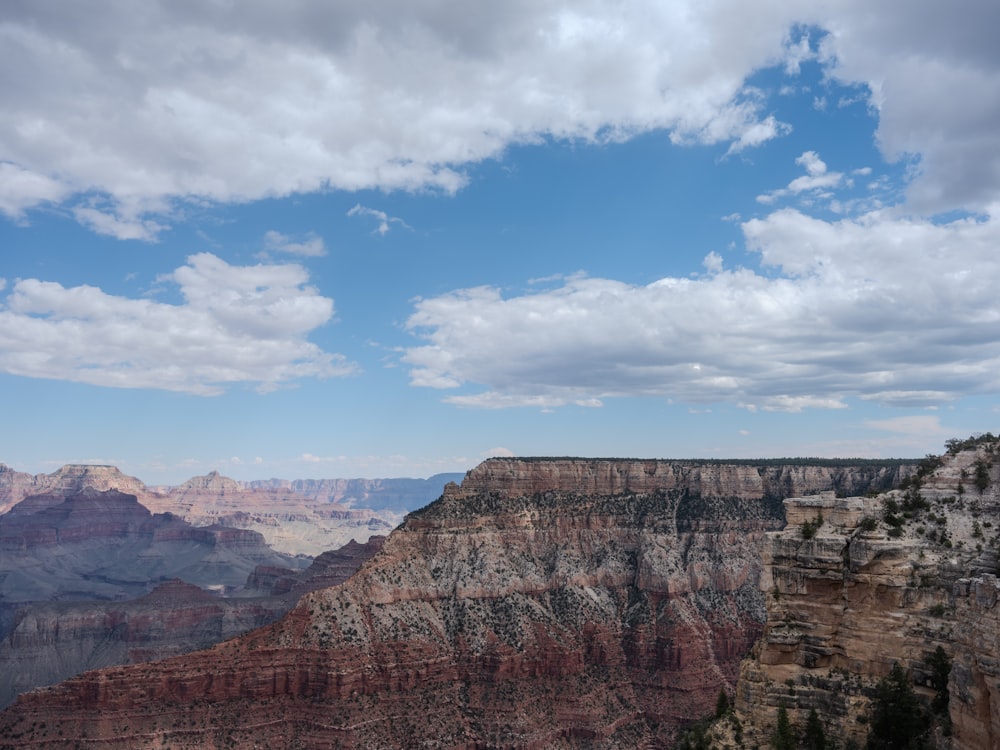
[449,458,910,502]
[0,458,911,749]
[729,442,1000,749]
[0,538,385,710]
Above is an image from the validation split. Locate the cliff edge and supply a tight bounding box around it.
[728,439,1000,749]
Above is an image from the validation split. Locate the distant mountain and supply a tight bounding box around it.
[0,487,308,607]
[1,463,463,557]
[246,473,466,514]
[0,463,146,515]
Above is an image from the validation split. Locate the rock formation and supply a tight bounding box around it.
[728,440,1000,749]
[2,464,456,557]
[0,464,147,515]
[0,458,911,748]
[0,487,307,606]
[0,537,385,710]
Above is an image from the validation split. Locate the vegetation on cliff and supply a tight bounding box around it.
[731,434,1000,750]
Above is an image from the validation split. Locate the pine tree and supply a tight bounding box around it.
[866,662,928,749]
[803,708,826,750]
[771,706,796,750]
[715,688,731,718]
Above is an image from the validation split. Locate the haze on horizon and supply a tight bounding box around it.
[1,1,998,485]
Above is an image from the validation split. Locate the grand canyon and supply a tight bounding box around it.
[0,452,941,747]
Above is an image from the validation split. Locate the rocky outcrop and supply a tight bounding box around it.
[731,444,1000,749]
[0,458,911,748]
[450,458,911,502]
[246,536,387,597]
[0,464,148,515]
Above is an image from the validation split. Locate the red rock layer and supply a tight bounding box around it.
[0,459,908,749]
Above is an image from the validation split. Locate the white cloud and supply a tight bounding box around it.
[263,230,327,257]
[817,0,1000,213]
[0,1,816,235]
[481,447,516,458]
[0,2,993,228]
[72,206,166,241]
[0,163,70,220]
[758,150,845,205]
[346,204,413,236]
[0,253,354,394]
[404,208,1000,411]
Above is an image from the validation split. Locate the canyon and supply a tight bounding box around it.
[0,462,452,712]
[0,457,912,748]
[720,439,1000,749]
[0,463,462,557]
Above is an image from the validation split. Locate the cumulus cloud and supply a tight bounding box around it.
[817,0,1000,213]
[404,209,1000,411]
[0,253,354,394]
[0,2,994,229]
[0,1,821,235]
[346,204,413,236]
[263,230,327,257]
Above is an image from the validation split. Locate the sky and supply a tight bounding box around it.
[2,0,1000,485]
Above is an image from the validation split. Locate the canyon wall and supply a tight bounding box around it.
[0,458,911,749]
[0,537,384,710]
[730,444,1000,749]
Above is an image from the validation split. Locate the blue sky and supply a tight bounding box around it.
[2,2,999,484]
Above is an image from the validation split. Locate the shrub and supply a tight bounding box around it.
[859,517,879,532]
[801,512,824,540]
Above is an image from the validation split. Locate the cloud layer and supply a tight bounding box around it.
[405,209,1000,410]
[0,254,351,394]
[0,1,820,235]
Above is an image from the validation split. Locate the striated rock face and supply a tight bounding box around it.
[0,581,287,710]
[145,471,397,556]
[732,445,1000,749]
[451,458,911,502]
[0,464,147,515]
[0,458,911,749]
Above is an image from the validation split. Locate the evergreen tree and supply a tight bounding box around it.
[803,708,826,750]
[771,706,796,750]
[925,646,952,716]
[715,688,731,718]
[866,663,928,749]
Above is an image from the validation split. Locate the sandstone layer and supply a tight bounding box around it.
[0,458,911,749]
[731,443,1000,749]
